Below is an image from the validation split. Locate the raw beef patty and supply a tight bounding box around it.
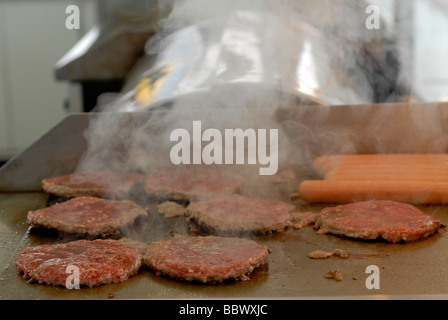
[16,239,142,287]
[186,194,292,234]
[144,168,241,202]
[143,235,269,283]
[27,196,147,237]
[314,200,442,242]
[42,171,143,199]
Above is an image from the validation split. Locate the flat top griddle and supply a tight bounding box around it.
[3,103,448,300]
[2,189,448,300]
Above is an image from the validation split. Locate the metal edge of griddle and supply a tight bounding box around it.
[0,114,90,192]
[0,110,165,192]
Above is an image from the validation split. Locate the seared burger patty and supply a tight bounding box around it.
[186,194,292,234]
[144,168,242,202]
[27,196,147,237]
[42,171,143,199]
[314,200,442,243]
[143,235,269,283]
[16,239,142,287]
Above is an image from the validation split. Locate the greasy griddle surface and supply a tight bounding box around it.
[2,192,448,299]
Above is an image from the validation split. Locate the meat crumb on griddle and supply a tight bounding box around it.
[308,249,350,259]
[156,201,187,219]
[291,212,319,229]
[325,269,344,281]
[332,248,350,258]
[308,250,333,259]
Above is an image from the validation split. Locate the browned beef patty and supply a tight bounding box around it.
[27,197,147,237]
[42,171,143,199]
[314,200,442,242]
[144,168,242,202]
[186,194,292,234]
[143,235,269,283]
[16,239,142,287]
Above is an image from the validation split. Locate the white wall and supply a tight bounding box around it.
[0,4,13,158]
[0,57,8,158]
[413,0,448,101]
[0,0,97,160]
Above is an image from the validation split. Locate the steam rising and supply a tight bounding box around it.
[76,0,448,213]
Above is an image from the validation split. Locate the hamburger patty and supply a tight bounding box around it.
[144,168,241,202]
[42,171,143,199]
[314,200,442,242]
[16,239,142,287]
[27,197,147,237]
[143,236,269,283]
[186,194,292,234]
